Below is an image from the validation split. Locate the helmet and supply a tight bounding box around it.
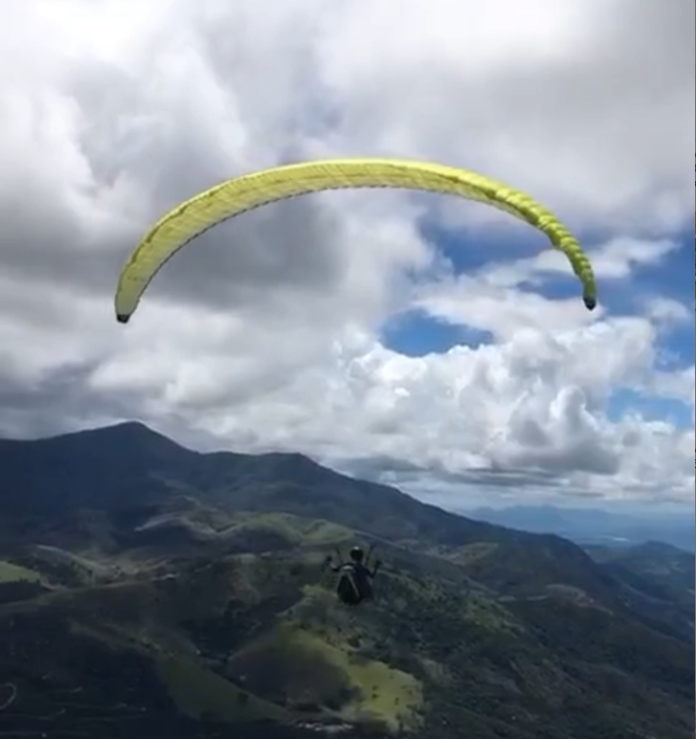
[349,546,364,562]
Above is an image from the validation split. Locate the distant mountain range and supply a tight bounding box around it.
[465,504,695,552]
[0,422,692,739]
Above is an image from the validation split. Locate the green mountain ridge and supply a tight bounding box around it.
[0,422,692,738]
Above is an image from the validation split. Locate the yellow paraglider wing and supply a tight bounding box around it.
[115,158,597,322]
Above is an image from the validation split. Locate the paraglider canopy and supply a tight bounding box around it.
[114,157,598,322]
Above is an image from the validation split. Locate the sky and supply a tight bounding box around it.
[0,0,694,512]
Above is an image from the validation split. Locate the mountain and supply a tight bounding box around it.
[467,504,696,552]
[588,541,695,594]
[0,422,693,739]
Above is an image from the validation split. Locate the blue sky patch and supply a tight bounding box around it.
[381,308,493,356]
[607,388,692,428]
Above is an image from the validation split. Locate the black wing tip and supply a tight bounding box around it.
[583,296,597,311]
[116,314,130,324]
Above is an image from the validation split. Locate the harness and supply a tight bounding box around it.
[336,563,364,606]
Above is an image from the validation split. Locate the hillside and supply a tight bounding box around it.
[587,541,695,595]
[0,422,693,739]
[585,542,695,643]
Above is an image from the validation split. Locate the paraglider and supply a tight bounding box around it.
[324,545,382,607]
[114,157,598,322]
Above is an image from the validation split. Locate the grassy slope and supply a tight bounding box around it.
[0,560,42,583]
[227,620,423,732]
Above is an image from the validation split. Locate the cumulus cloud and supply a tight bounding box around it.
[0,0,693,507]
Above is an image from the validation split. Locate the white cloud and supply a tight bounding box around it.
[475,237,681,289]
[0,0,693,507]
[646,297,693,327]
